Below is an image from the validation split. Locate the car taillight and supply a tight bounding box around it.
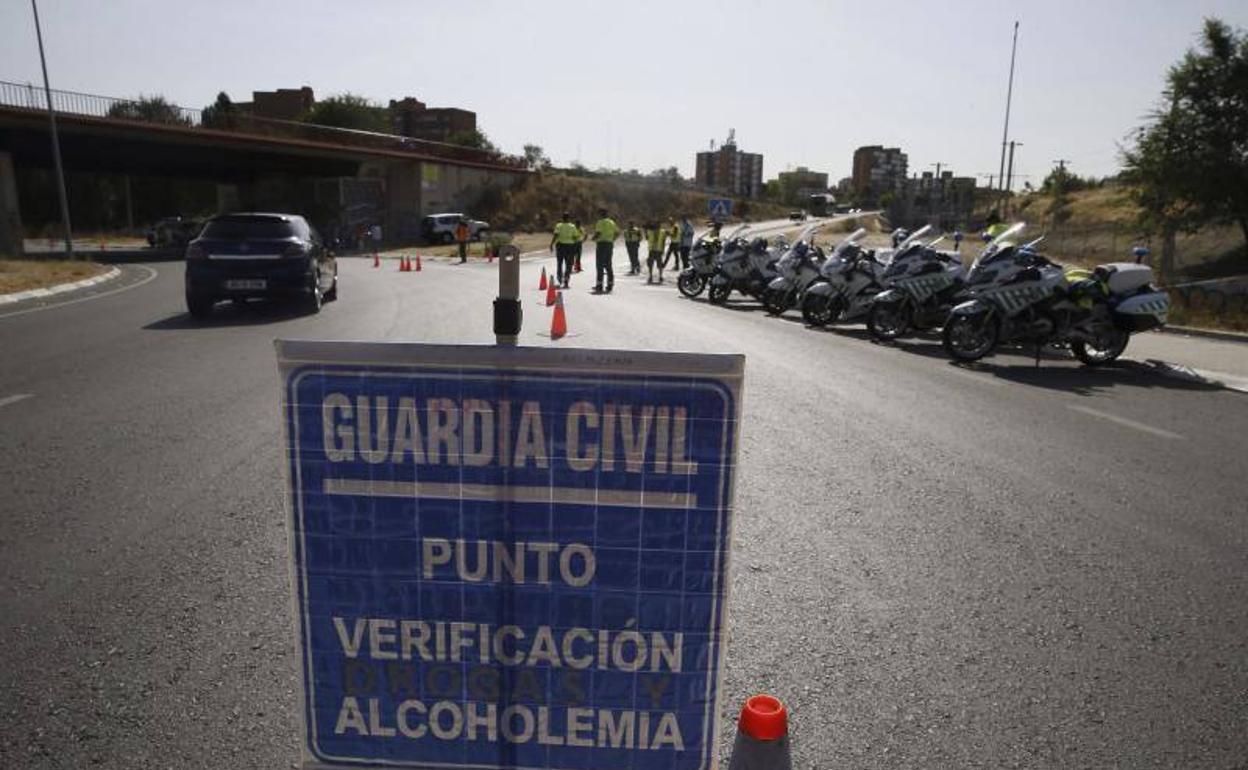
[283,242,307,257]
[185,243,206,260]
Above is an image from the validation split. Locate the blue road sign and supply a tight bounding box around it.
[277,341,744,770]
[707,199,732,221]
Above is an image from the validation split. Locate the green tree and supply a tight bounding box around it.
[200,91,237,130]
[522,143,552,171]
[447,128,499,154]
[300,93,389,132]
[106,95,191,126]
[1123,18,1248,257]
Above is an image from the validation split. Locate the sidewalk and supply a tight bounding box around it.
[1127,329,1248,393]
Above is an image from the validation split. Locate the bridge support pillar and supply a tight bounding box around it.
[0,152,23,258]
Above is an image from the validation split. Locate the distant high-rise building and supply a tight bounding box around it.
[776,166,829,203]
[696,133,763,198]
[889,170,977,229]
[851,146,908,203]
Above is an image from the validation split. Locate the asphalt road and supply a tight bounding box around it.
[1,237,1246,769]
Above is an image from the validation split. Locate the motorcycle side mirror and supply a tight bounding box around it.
[981,232,993,242]
[1132,246,1149,263]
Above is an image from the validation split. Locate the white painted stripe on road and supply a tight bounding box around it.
[1067,404,1185,440]
[0,393,34,409]
[324,477,696,509]
[0,265,158,320]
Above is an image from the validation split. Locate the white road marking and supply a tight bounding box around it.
[0,265,158,320]
[0,393,34,409]
[1067,404,1185,440]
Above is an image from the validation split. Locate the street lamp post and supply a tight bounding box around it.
[31,0,74,256]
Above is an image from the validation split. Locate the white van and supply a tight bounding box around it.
[420,213,490,244]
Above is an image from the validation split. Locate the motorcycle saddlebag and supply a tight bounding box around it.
[1114,290,1170,331]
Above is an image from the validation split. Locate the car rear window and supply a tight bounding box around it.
[201,217,302,239]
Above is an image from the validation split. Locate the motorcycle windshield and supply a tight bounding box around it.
[831,228,868,257]
[969,223,1027,272]
[896,224,934,250]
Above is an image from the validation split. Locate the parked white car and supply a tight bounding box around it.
[420,213,490,244]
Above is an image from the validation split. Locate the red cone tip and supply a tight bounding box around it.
[739,695,787,741]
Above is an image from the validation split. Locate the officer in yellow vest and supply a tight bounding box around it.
[663,219,681,270]
[645,222,667,284]
[590,208,620,293]
[550,212,580,287]
[623,222,643,275]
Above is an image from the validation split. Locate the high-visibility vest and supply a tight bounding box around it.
[647,228,666,251]
[553,221,579,244]
[624,227,642,243]
[455,224,469,242]
[593,217,619,242]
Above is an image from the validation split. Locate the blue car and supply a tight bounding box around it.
[184,213,337,318]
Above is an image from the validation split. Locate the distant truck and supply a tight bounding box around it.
[421,213,490,244]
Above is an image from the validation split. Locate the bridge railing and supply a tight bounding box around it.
[0,79,527,170]
[0,80,203,125]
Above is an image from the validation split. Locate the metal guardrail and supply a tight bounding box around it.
[0,79,527,169]
[0,79,202,124]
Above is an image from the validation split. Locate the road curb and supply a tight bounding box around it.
[0,266,121,305]
[1156,325,1248,344]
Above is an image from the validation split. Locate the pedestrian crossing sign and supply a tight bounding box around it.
[708,199,732,221]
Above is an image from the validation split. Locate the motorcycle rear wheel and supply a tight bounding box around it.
[763,288,790,316]
[1071,328,1128,366]
[678,272,707,298]
[867,300,911,341]
[708,282,731,305]
[942,314,998,362]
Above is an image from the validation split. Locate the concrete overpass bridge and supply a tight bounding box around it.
[0,81,528,254]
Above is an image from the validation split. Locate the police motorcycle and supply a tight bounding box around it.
[707,232,787,305]
[760,223,829,315]
[942,230,1171,366]
[866,233,969,341]
[799,227,888,327]
[678,224,745,298]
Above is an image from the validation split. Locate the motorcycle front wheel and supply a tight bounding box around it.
[942,314,998,362]
[762,288,791,316]
[708,282,731,305]
[867,300,912,341]
[801,293,834,327]
[1071,328,1129,366]
[677,272,707,298]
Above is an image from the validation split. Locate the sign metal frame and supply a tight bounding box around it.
[277,341,744,770]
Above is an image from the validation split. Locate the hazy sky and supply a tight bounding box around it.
[3,0,1246,187]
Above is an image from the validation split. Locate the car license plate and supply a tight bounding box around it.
[224,279,266,290]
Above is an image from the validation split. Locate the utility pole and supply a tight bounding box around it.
[930,162,945,178]
[31,0,73,256]
[1005,141,1023,215]
[996,21,1020,216]
[1052,159,1071,173]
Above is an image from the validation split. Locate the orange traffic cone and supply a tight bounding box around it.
[550,291,567,340]
[415,253,423,272]
[539,267,548,290]
[399,256,408,272]
[573,257,582,274]
[727,695,792,770]
[545,280,557,307]
[373,253,380,268]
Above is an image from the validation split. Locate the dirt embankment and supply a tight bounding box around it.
[476,174,792,232]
